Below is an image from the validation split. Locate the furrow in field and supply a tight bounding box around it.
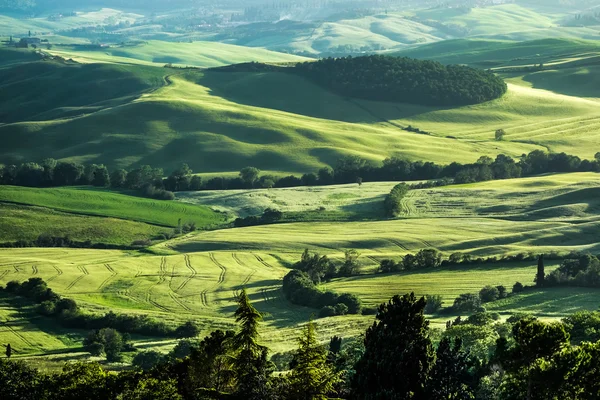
[98,263,118,291]
[210,253,227,285]
[387,238,409,251]
[0,270,10,281]
[66,266,88,291]
[31,265,38,275]
[232,253,244,266]
[254,254,274,269]
[1,320,34,347]
[177,254,197,291]
[46,265,63,282]
[169,292,191,312]
[200,289,209,307]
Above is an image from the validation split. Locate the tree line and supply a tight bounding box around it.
[2,151,598,199]
[293,55,508,106]
[4,289,600,399]
[2,277,197,338]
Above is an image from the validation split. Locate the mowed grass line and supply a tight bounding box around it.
[0,186,226,228]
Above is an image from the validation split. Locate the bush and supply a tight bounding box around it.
[175,321,200,339]
[319,306,337,318]
[361,307,378,316]
[384,183,409,217]
[479,285,500,303]
[452,293,482,313]
[132,350,165,371]
[378,259,401,273]
[334,303,349,316]
[87,342,105,357]
[512,282,524,293]
[424,295,444,314]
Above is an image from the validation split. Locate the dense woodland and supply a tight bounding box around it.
[294,55,508,106]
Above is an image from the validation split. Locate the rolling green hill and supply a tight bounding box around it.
[0,186,226,229]
[160,173,600,256]
[48,40,311,68]
[396,38,600,68]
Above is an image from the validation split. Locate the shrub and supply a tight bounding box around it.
[175,321,200,339]
[452,293,482,313]
[319,306,337,318]
[378,259,401,273]
[512,282,524,293]
[361,307,378,316]
[132,350,165,370]
[334,303,349,316]
[479,285,500,303]
[424,295,444,314]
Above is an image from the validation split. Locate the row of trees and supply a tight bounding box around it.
[2,278,197,337]
[2,151,599,195]
[294,55,508,106]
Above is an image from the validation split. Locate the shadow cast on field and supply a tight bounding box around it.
[194,71,446,124]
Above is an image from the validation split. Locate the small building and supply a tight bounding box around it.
[20,37,41,45]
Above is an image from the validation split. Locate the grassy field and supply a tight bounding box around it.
[0,186,226,228]
[162,172,600,256]
[177,182,399,219]
[0,203,166,245]
[396,38,600,68]
[3,42,600,173]
[47,40,311,68]
[0,247,596,361]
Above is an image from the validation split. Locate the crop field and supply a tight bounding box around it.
[177,182,399,219]
[398,172,600,221]
[164,172,600,256]
[323,261,561,307]
[0,186,226,229]
[1,246,597,361]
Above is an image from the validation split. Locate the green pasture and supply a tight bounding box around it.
[48,40,311,68]
[323,261,560,307]
[0,186,226,228]
[0,203,165,245]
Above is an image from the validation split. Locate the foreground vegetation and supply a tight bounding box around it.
[3,289,600,399]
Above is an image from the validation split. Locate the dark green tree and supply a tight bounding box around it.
[288,321,341,400]
[5,343,11,359]
[231,289,273,399]
[535,254,545,288]
[351,292,435,399]
[427,338,475,400]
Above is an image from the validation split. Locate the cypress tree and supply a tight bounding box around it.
[231,289,273,399]
[351,292,435,399]
[536,254,545,287]
[288,321,341,400]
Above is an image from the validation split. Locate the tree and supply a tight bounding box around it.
[535,254,545,287]
[453,293,482,313]
[231,289,273,399]
[479,286,500,303]
[91,165,110,187]
[84,328,124,362]
[495,129,505,141]
[186,330,235,393]
[110,169,127,188]
[338,249,360,276]
[175,321,199,339]
[317,167,334,185]
[595,152,600,163]
[427,338,475,400]
[513,282,524,293]
[132,350,164,371]
[5,343,11,359]
[288,321,341,400]
[240,167,260,187]
[352,293,435,399]
[425,295,444,314]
